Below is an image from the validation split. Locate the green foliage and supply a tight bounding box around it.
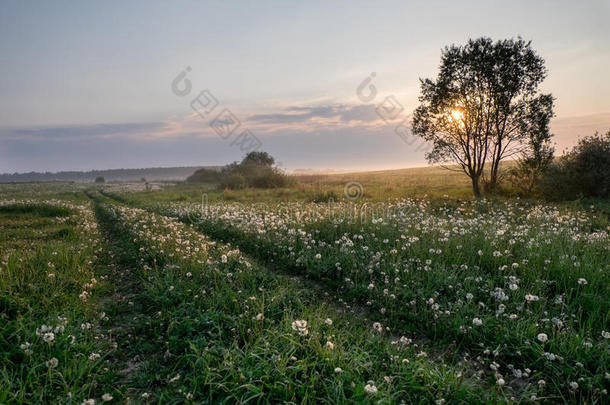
[186,151,292,190]
[540,131,610,200]
[185,167,222,183]
[412,37,554,196]
[240,151,275,167]
[94,176,105,183]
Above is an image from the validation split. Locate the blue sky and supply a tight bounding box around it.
[1,0,609,172]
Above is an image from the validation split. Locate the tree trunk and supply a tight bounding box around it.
[471,175,482,198]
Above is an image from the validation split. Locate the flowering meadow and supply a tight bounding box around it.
[1,182,609,403]
[113,192,610,403]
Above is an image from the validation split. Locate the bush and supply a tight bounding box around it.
[187,152,292,190]
[539,131,610,200]
[94,176,105,183]
[221,174,247,190]
[186,168,222,183]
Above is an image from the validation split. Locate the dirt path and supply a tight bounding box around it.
[89,194,158,401]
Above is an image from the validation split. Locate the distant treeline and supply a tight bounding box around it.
[0,166,218,183]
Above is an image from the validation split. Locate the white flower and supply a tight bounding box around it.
[20,342,33,355]
[537,333,548,343]
[81,400,95,405]
[399,336,412,345]
[254,313,264,321]
[42,332,55,343]
[315,253,322,259]
[325,341,334,350]
[602,331,610,339]
[577,278,587,285]
[472,318,483,326]
[334,367,343,374]
[525,294,539,302]
[364,382,378,395]
[102,393,113,402]
[89,352,101,361]
[46,357,59,368]
[221,255,227,263]
[372,322,383,332]
[569,381,579,390]
[324,318,333,326]
[496,378,505,387]
[291,320,308,336]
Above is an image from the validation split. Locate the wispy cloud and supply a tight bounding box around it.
[3,122,167,141]
[248,104,380,124]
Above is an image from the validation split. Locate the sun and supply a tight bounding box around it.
[451,109,464,121]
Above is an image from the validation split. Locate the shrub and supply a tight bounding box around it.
[94,176,105,183]
[221,173,247,190]
[186,168,222,183]
[539,131,610,200]
[188,152,292,189]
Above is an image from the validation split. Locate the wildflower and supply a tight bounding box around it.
[169,374,181,383]
[102,393,113,402]
[472,318,483,326]
[46,357,59,368]
[372,322,383,332]
[315,253,322,259]
[577,278,587,285]
[537,333,548,343]
[399,336,412,345]
[81,400,95,405]
[569,381,579,390]
[334,367,343,374]
[364,382,378,395]
[496,378,505,387]
[525,294,539,302]
[20,342,33,355]
[291,320,309,336]
[43,332,55,343]
[324,318,333,325]
[325,341,334,350]
[254,313,264,321]
[89,352,101,361]
[602,330,610,339]
[221,255,227,263]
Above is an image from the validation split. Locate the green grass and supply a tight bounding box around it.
[0,200,116,404]
[1,164,609,403]
[87,193,496,403]
[106,191,609,403]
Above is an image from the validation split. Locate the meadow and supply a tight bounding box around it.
[1,170,608,404]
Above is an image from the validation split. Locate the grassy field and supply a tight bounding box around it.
[1,166,609,404]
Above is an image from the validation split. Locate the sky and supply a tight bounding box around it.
[1,0,609,173]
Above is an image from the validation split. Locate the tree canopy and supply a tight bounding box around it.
[412,37,554,196]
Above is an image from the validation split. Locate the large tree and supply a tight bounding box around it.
[412,37,554,196]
